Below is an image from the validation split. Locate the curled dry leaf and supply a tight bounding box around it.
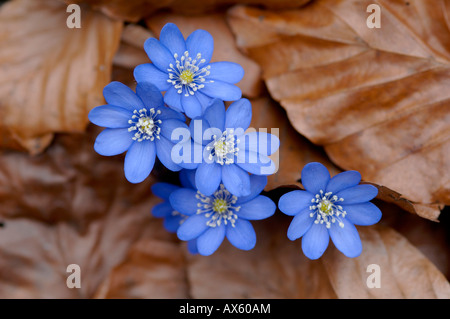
[146,13,263,98]
[227,1,450,220]
[322,225,450,298]
[0,0,122,154]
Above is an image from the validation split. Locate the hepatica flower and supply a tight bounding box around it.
[89,81,188,183]
[169,175,275,256]
[189,98,279,197]
[134,23,244,118]
[278,162,381,260]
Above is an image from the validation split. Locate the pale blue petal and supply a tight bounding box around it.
[343,202,382,226]
[195,162,221,196]
[159,118,188,141]
[201,80,242,101]
[301,223,329,260]
[203,98,225,131]
[224,98,252,131]
[177,214,209,241]
[155,135,182,172]
[226,219,256,251]
[337,184,378,204]
[103,81,144,111]
[237,195,275,220]
[143,37,174,72]
[164,86,183,113]
[195,91,213,113]
[287,207,314,241]
[326,171,362,194]
[208,62,244,84]
[124,141,156,183]
[197,225,226,256]
[235,175,267,205]
[329,218,362,258]
[240,132,280,156]
[94,128,133,156]
[133,63,170,91]
[278,190,314,216]
[186,29,214,64]
[181,94,202,119]
[169,188,199,216]
[236,150,276,175]
[221,164,251,197]
[89,105,131,128]
[301,162,330,195]
[159,23,186,56]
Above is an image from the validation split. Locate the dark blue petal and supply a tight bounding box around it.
[237,195,275,220]
[177,214,209,241]
[103,81,144,111]
[236,150,276,175]
[287,207,314,241]
[235,175,267,205]
[301,162,330,195]
[186,29,214,64]
[89,105,131,128]
[208,62,244,84]
[124,141,156,183]
[301,223,329,260]
[197,225,226,256]
[159,118,188,141]
[151,202,173,218]
[226,219,256,251]
[179,169,197,189]
[164,215,183,233]
[203,99,225,132]
[201,80,242,101]
[224,98,252,131]
[135,82,164,108]
[164,86,183,113]
[94,128,134,156]
[343,202,382,226]
[278,190,314,216]
[221,164,251,197]
[133,64,170,91]
[328,218,362,258]
[181,94,202,119]
[240,132,280,156]
[159,23,186,57]
[151,182,180,200]
[195,162,221,196]
[143,37,174,72]
[155,135,182,172]
[326,171,362,194]
[187,239,198,254]
[337,184,378,204]
[169,188,199,216]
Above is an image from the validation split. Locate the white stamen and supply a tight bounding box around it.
[128,107,162,142]
[309,190,346,228]
[206,130,239,165]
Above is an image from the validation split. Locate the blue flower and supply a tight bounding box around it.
[134,23,244,119]
[278,162,381,260]
[151,170,198,254]
[189,98,279,197]
[169,175,275,256]
[89,81,188,184]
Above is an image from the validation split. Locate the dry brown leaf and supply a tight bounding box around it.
[227,1,450,219]
[322,225,450,298]
[0,0,122,154]
[146,13,263,99]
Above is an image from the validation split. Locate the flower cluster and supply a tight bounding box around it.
[89,23,382,259]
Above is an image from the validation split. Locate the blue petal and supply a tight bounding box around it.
[159,23,186,57]
[103,81,144,111]
[159,118,188,141]
[326,171,362,194]
[187,239,198,254]
[278,190,314,216]
[151,182,180,200]
[197,225,226,256]
[301,162,330,195]
[172,140,201,170]
[201,80,242,101]
[195,162,221,196]
[208,62,244,84]
[328,218,362,258]
[186,29,214,64]
[177,214,209,241]
[151,202,173,218]
[169,188,199,216]
[89,105,131,128]
[143,37,174,72]
[181,94,202,119]
[94,128,134,156]
[301,223,329,260]
[179,169,196,189]
[221,164,251,197]
[224,98,252,131]
[343,202,382,226]
[156,105,185,122]
[337,184,378,204]
[236,150,276,175]
[287,207,314,241]
[189,118,213,146]
[164,86,183,113]
[237,195,275,220]
[155,135,182,172]
[164,215,183,233]
[133,63,170,91]
[235,175,267,205]
[226,219,256,251]
[240,132,280,156]
[124,141,156,183]
[203,99,225,132]
[195,91,213,114]
[135,82,164,108]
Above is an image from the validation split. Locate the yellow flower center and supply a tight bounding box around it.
[318,199,332,215]
[179,69,194,84]
[212,198,228,214]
